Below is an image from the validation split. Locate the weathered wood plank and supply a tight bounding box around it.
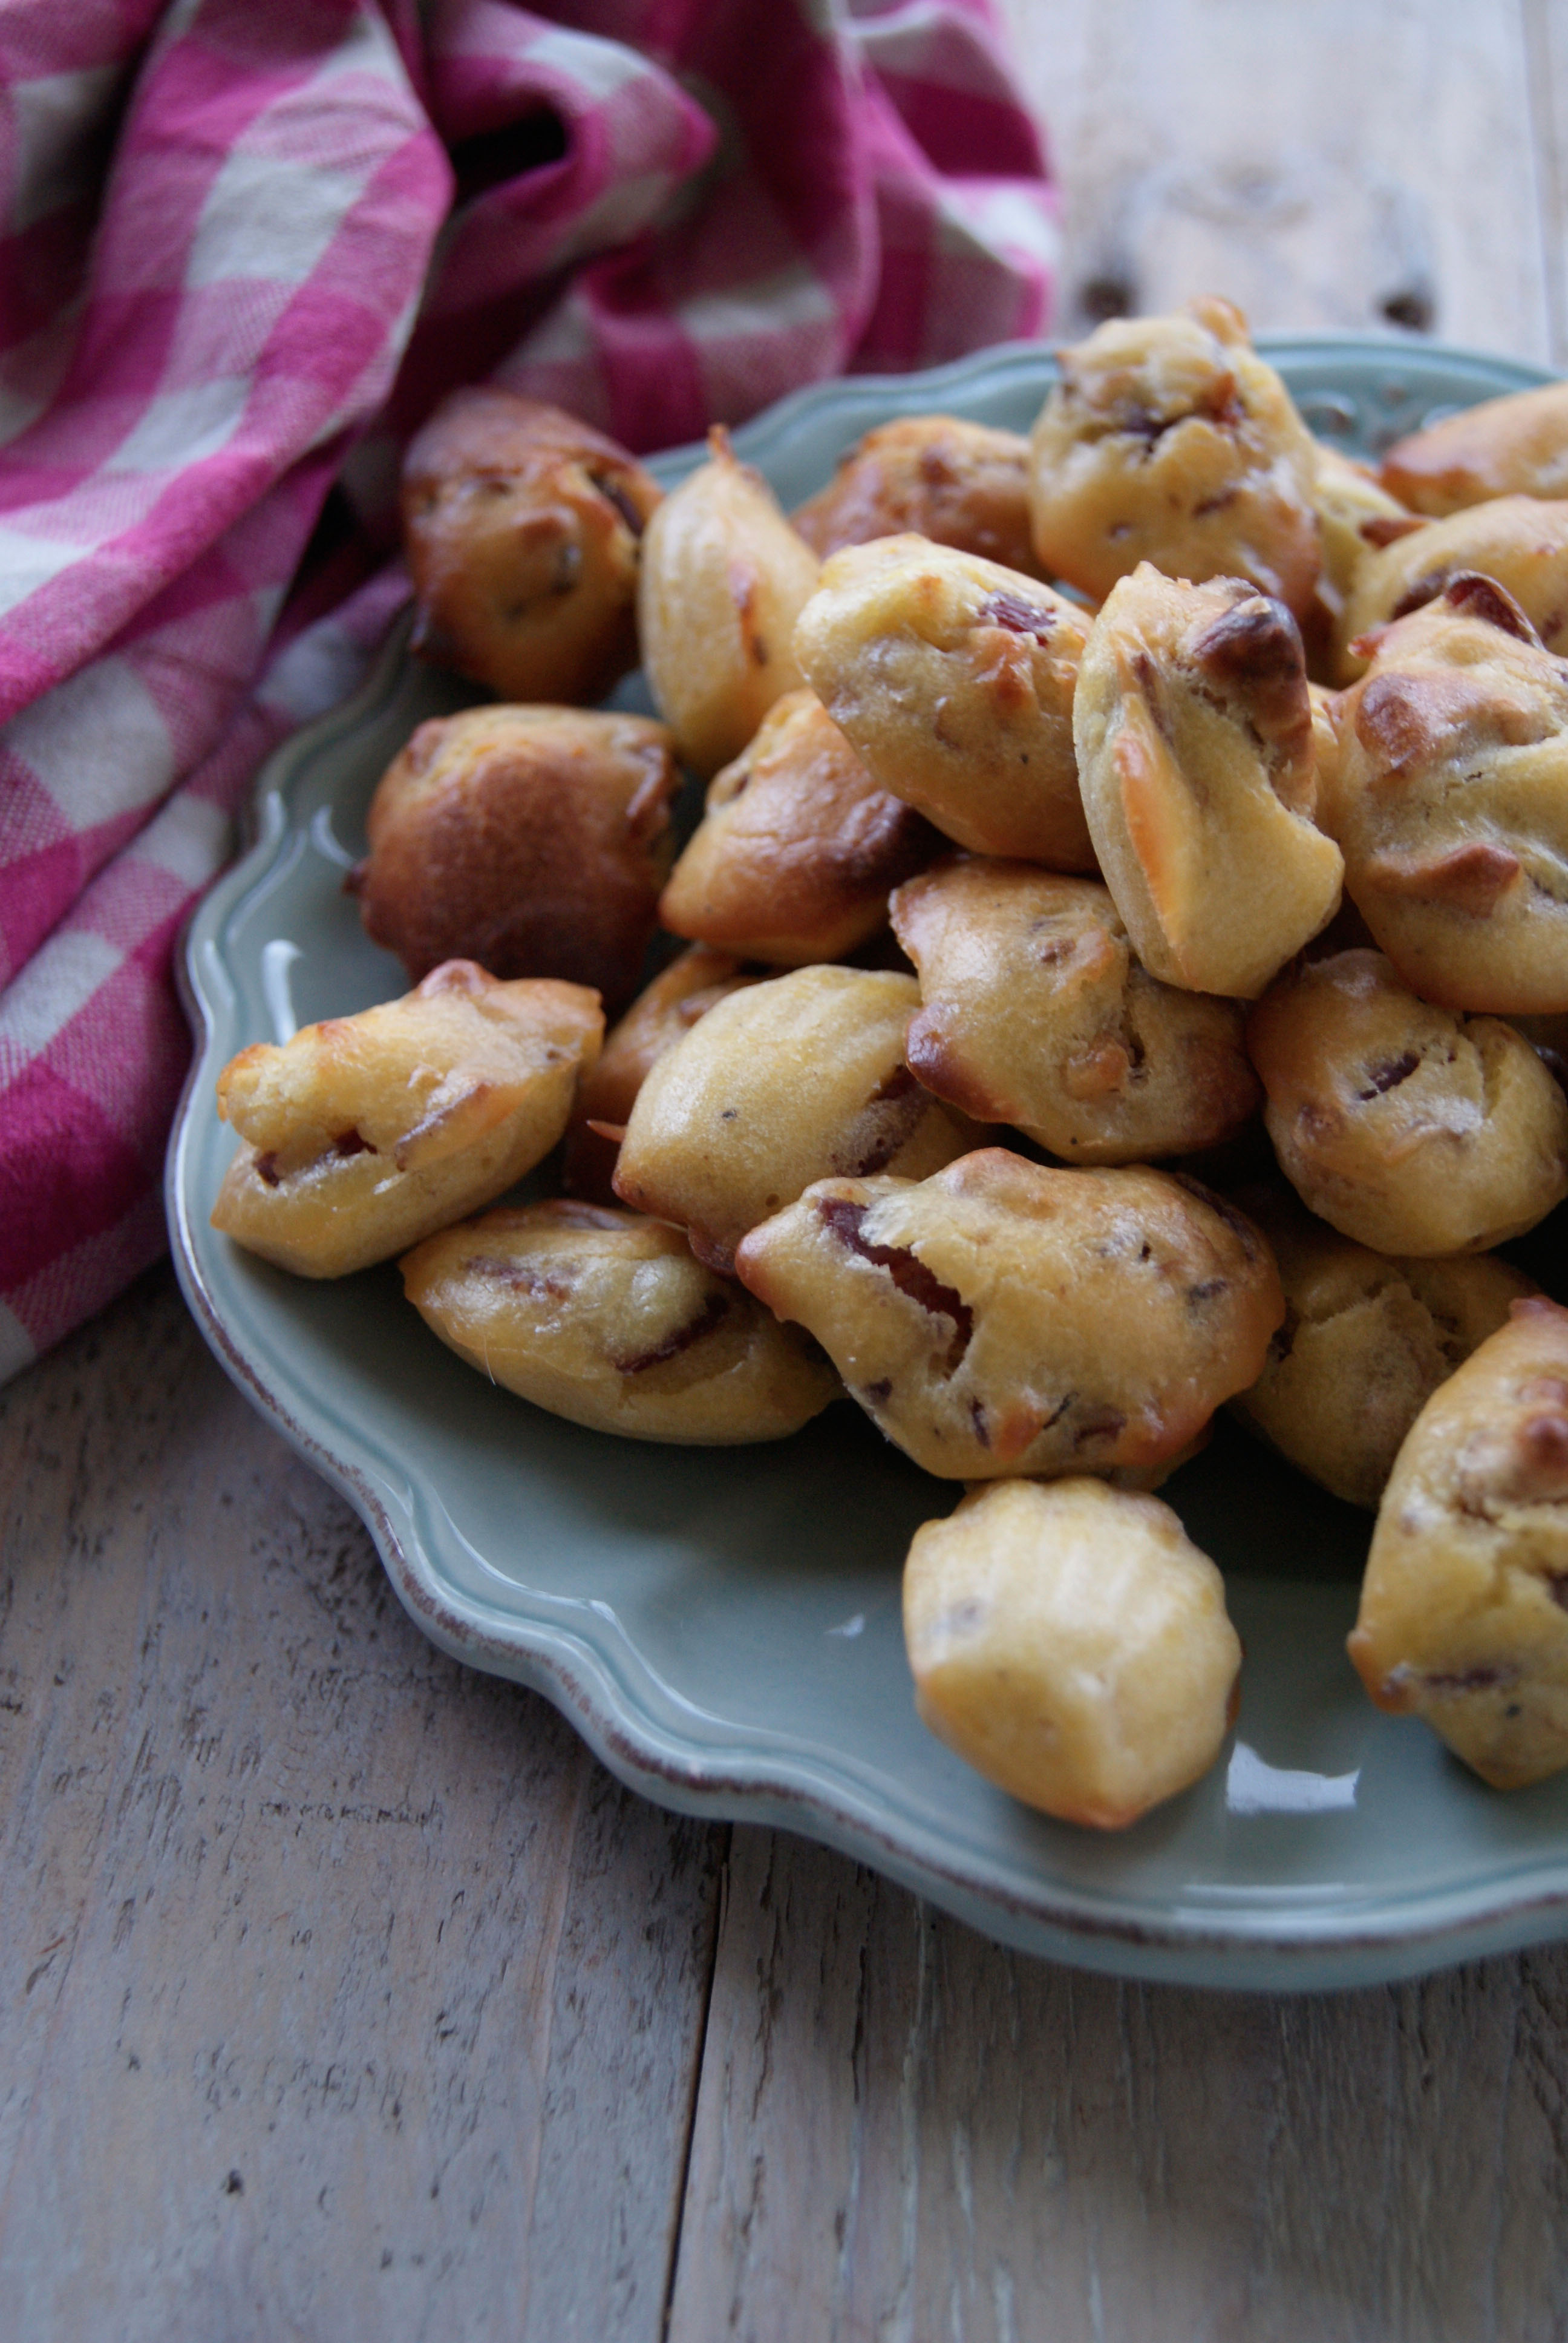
[996,0,1555,359]
[0,1268,721,2343]
[667,1827,1568,2343]
[1523,0,1568,365]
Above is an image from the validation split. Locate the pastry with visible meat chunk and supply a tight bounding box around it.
[211,962,603,1277]
[1307,443,1420,670]
[792,415,1042,575]
[890,859,1259,1163]
[1380,381,1568,517]
[734,1149,1282,1481]
[1335,495,1568,680]
[401,1201,837,1443]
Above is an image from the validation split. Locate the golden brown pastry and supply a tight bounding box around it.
[1247,949,1568,1255]
[401,1201,837,1444]
[612,964,976,1273]
[400,388,661,704]
[211,962,603,1277]
[1228,1183,1537,1507]
[659,690,941,965]
[351,705,678,1011]
[903,1478,1241,1827]
[1322,576,1568,1014]
[638,428,821,778]
[890,859,1260,1163]
[1380,381,1568,517]
[1072,564,1344,997]
[792,415,1042,574]
[561,945,757,1205]
[1336,495,1568,680]
[1350,1295,1568,1788]
[734,1149,1282,1481]
[792,536,1096,868]
[1027,297,1321,617]
[1306,443,1420,670]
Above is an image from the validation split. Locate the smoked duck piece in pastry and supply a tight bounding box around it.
[351,705,678,1012]
[1379,381,1568,517]
[1247,949,1568,1256]
[1027,297,1321,618]
[659,691,942,965]
[792,536,1096,868]
[890,859,1259,1164]
[1350,1295,1568,1788]
[734,1149,1282,1481]
[638,428,821,778]
[400,389,661,704]
[792,415,1043,575]
[211,963,603,1277]
[561,946,757,1205]
[612,965,976,1273]
[1321,576,1568,1013]
[1072,564,1344,997]
[903,1478,1241,1827]
[1334,495,1568,680]
[401,1200,838,1444]
[1227,1182,1537,1508]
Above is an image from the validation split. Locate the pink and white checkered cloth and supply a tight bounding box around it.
[0,0,1056,1386]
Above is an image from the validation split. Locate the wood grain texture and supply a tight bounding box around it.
[996,0,1557,359]
[0,1268,721,2342]
[1523,0,1568,365]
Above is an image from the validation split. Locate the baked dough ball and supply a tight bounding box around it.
[401,388,661,704]
[352,705,678,1012]
[793,536,1096,868]
[1336,495,1568,680]
[211,962,603,1277]
[1380,381,1568,517]
[562,945,757,1205]
[1228,1183,1537,1507]
[401,1201,837,1444]
[1350,1296,1568,1788]
[792,415,1042,575]
[1073,565,1344,997]
[903,1478,1240,1826]
[659,690,941,965]
[1322,577,1568,1014]
[1247,949,1568,1255]
[612,965,976,1273]
[890,859,1260,1163]
[1027,297,1321,618]
[734,1149,1282,1480]
[1307,443,1420,668]
[638,428,821,778]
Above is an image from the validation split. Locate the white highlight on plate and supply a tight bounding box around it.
[826,1613,865,1639]
[310,802,358,868]
[1226,1740,1359,1817]
[261,939,303,1043]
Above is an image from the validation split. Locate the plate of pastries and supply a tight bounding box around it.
[170,301,1568,1988]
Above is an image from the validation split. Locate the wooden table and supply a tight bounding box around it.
[5,4,1568,2333]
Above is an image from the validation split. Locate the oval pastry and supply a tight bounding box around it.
[792,415,1042,575]
[402,1201,838,1444]
[1336,494,1568,679]
[1380,381,1568,517]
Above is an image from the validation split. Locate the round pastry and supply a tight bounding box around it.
[791,415,1043,575]
[211,962,603,1277]
[1227,1182,1537,1507]
[1335,494,1568,680]
[659,690,941,965]
[903,1478,1241,1827]
[1321,575,1568,1014]
[1027,296,1321,618]
[351,705,678,1011]
[1380,381,1568,517]
[612,964,977,1273]
[400,388,661,704]
[400,1200,838,1444]
[1247,949,1568,1255]
[638,427,822,778]
[890,859,1260,1164]
[792,535,1096,868]
[1073,564,1344,997]
[1350,1295,1568,1788]
[1307,442,1421,668]
[734,1149,1283,1481]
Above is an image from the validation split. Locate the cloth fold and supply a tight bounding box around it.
[0,0,1056,1386]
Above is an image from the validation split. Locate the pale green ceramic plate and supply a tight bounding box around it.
[169,336,1568,1991]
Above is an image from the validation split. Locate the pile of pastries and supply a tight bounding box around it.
[211,298,1568,1831]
